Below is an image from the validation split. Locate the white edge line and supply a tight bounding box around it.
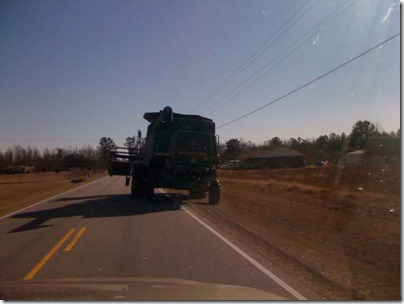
[0,176,110,220]
[182,206,307,300]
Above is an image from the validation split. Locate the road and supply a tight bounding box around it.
[0,176,311,300]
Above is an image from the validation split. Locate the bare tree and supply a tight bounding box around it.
[98,137,116,169]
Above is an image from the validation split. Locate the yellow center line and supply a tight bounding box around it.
[64,227,87,252]
[23,228,76,281]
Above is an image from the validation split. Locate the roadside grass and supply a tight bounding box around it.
[220,163,400,218]
[187,164,400,300]
[0,171,107,217]
[222,163,400,193]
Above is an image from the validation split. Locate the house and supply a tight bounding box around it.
[238,147,305,169]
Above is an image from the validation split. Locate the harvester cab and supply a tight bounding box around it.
[108,106,220,205]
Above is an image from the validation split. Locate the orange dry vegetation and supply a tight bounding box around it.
[222,164,400,217]
[0,171,107,217]
[187,163,400,300]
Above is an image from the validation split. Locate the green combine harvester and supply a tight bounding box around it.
[108,106,220,204]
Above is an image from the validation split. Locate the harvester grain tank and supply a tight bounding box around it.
[108,106,220,204]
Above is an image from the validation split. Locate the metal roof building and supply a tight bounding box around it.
[238,147,305,169]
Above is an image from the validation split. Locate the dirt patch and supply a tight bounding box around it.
[0,171,107,217]
[183,164,400,300]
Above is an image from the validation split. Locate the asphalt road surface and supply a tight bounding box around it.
[0,176,313,300]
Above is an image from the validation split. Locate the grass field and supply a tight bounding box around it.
[0,171,107,217]
[187,163,400,300]
[221,163,400,217]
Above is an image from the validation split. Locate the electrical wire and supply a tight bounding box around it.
[205,0,354,116]
[190,0,319,113]
[216,33,400,129]
[0,138,129,142]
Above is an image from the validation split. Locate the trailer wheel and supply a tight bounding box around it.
[208,180,220,205]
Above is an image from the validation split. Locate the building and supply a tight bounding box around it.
[345,150,366,165]
[238,147,305,169]
[225,160,240,170]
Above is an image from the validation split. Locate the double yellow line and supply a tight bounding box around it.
[23,227,87,281]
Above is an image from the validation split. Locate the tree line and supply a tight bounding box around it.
[0,135,145,173]
[0,145,100,172]
[221,120,401,164]
[0,121,400,172]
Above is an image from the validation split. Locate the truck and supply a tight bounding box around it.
[108,106,220,204]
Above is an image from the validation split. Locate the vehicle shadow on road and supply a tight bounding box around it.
[162,192,213,207]
[8,193,181,233]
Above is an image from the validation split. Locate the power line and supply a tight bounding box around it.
[217,33,400,129]
[0,119,144,126]
[205,0,354,116]
[190,0,319,113]
[0,138,129,142]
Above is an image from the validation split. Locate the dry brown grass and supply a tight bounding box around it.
[186,164,400,300]
[221,163,400,218]
[223,163,400,194]
[0,171,107,217]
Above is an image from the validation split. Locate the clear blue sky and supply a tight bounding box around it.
[0,0,400,152]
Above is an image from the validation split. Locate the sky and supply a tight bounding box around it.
[0,0,400,152]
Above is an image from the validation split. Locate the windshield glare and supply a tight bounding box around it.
[0,0,400,301]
